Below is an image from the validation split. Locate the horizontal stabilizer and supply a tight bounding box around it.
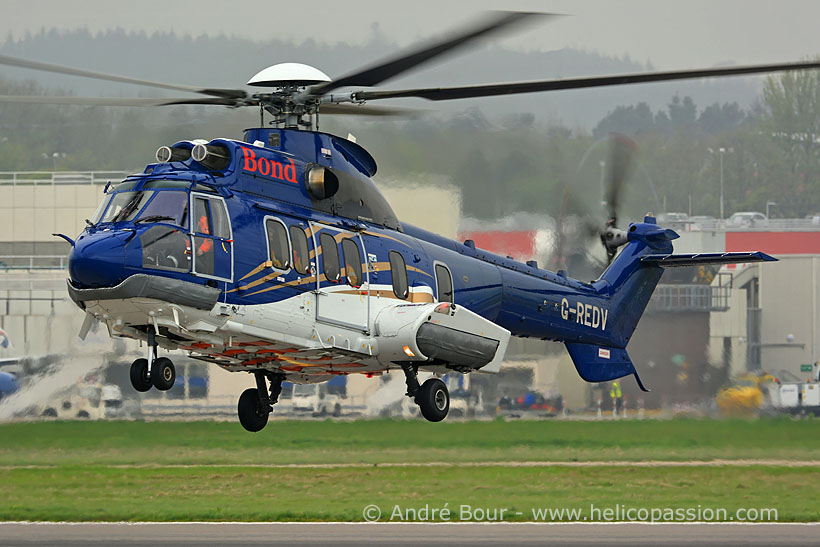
[565,342,649,391]
[641,251,776,267]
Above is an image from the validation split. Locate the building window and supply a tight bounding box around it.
[290,226,311,275]
[320,232,340,282]
[342,238,363,288]
[389,250,408,299]
[265,218,291,271]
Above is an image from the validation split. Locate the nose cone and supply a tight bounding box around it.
[68,231,130,288]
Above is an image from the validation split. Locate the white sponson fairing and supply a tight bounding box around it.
[79,283,511,384]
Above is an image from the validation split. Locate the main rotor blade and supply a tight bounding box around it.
[353,60,820,102]
[0,95,245,106]
[0,54,247,100]
[308,11,549,97]
[320,103,419,117]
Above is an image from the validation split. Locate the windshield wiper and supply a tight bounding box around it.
[111,193,143,223]
[134,215,175,224]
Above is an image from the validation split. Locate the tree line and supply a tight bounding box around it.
[2,67,820,221]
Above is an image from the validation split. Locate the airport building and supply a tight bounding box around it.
[3,169,820,415]
[0,170,464,416]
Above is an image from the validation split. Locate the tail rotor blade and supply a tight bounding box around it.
[604,132,637,226]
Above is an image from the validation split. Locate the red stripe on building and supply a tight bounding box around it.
[725,232,820,255]
[458,230,536,260]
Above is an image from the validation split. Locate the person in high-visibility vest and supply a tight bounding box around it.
[610,381,623,416]
[196,214,213,255]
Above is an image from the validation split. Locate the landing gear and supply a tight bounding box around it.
[237,371,284,432]
[129,358,152,392]
[238,388,269,432]
[129,329,175,392]
[401,364,450,422]
[416,378,450,422]
[152,357,176,391]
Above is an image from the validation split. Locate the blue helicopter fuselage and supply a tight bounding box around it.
[65,128,773,386]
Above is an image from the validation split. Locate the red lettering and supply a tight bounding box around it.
[241,147,257,172]
[285,158,297,183]
[240,147,299,184]
[258,157,270,176]
[271,161,283,179]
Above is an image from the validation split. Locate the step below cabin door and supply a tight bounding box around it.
[312,223,369,333]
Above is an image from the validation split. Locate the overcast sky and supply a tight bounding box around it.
[3,0,820,70]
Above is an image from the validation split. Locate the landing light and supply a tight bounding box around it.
[402,345,416,357]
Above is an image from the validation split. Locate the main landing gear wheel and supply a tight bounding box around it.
[152,357,176,391]
[129,358,152,392]
[415,378,450,422]
[238,388,270,432]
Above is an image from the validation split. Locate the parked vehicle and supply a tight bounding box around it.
[727,212,767,227]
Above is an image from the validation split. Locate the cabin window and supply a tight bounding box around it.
[265,218,291,271]
[389,250,408,299]
[342,238,363,288]
[289,226,311,275]
[435,263,454,303]
[320,232,341,282]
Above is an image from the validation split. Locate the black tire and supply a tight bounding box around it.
[333,403,342,417]
[415,378,450,422]
[42,407,58,417]
[152,357,176,391]
[238,388,270,432]
[130,358,152,392]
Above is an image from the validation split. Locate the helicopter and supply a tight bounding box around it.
[1,11,803,432]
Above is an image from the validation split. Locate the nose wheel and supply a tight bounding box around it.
[152,357,176,391]
[129,331,175,393]
[129,358,152,392]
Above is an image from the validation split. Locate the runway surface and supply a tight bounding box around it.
[1,522,818,546]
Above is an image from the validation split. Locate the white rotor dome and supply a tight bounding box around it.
[247,63,332,87]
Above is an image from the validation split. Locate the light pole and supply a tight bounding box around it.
[718,147,726,220]
[708,147,732,219]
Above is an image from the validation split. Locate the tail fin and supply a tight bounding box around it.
[565,216,776,389]
[592,216,678,348]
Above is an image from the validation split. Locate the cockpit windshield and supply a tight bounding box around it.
[93,189,190,228]
[99,191,149,223]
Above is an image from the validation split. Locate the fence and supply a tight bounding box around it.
[0,255,67,270]
[648,283,732,312]
[0,171,132,186]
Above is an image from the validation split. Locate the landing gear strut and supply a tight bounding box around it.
[238,371,284,432]
[401,364,450,423]
[129,329,175,392]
